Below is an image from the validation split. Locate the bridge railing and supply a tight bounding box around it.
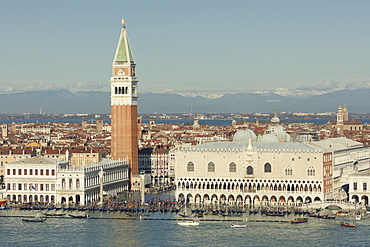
[306,200,366,209]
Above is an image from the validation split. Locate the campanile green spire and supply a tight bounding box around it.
[113,19,135,64]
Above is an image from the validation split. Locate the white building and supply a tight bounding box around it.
[5,156,129,205]
[348,170,370,205]
[174,115,370,207]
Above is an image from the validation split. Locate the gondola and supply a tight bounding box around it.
[69,214,89,218]
[22,217,47,222]
[265,213,285,217]
[43,213,66,216]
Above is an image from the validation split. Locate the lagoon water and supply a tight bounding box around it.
[0,207,369,247]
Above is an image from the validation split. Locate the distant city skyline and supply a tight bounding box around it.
[2,1,370,94]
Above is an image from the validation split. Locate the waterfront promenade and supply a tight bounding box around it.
[1,202,370,247]
[1,191,367,221]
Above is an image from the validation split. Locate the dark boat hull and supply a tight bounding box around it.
[22,218,47,222]
[340,222,357,227]
[44,213,66,216]
[69,214,89,218]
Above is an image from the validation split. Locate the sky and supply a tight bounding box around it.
[1,0,370,94]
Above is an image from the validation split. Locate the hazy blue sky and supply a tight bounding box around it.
[1,0,370,94]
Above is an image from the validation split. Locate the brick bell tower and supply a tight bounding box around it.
[110,19,139,176]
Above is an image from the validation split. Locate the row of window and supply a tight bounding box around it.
[353,182,367,191]
[114,86,136,96]
[7,183,55,191]
[187,162,237,172]
[61,178,81,188]
[292,157,316,161]
[187,162,316,176]
[1,156,24,160]
[7,169,55,176]
[114,86,129,95]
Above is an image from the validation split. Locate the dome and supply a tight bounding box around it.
[273,125,290,142]
[233,128,257,142]
[271,116,280,123]
[265,125,291,142]
[258,133,279,143]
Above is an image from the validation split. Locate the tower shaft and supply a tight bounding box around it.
[110,19,139,176]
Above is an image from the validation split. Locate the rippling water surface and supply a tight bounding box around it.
[0,209,369,247]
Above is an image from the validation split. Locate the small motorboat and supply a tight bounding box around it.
[321,215,335,219]
[340,222,357,227]
[230,224,247,228]
[291,218,308,223]
[22,217,47,222]
[177,220,199,226]
[334,210,349,216]
[355,214,361,221]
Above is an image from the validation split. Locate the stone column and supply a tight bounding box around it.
[98,167,105,205]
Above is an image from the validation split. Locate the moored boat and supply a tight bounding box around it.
[22,217,47,222]
[178,213,197,218]
[340,222,357,227]
[334,210,349,216]
[177,220,199,226]
[320,215,335,219]
[0,199,7,206]
[291,218,308,223]
[69,214,89,218]
[126,213,150,217]
[230,224,247,228]
[43,213,66,216]
[265,213,285,217]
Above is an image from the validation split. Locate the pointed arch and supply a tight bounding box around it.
[285,166,292,175]
[208,162,215,172]
[264,163,272,173]
[279,196,286,202]
[187,162,195,172]
[229,162,237,172]
[246,166,254,175]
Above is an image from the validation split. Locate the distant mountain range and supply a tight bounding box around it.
[0,89,369,114]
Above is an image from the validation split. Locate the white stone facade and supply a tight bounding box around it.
[5,156,64,204]
[175,137,368,207]
[175,141,328,206]
[57,159,129,205]
[4,156,129,205]
[348,170,370,205]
